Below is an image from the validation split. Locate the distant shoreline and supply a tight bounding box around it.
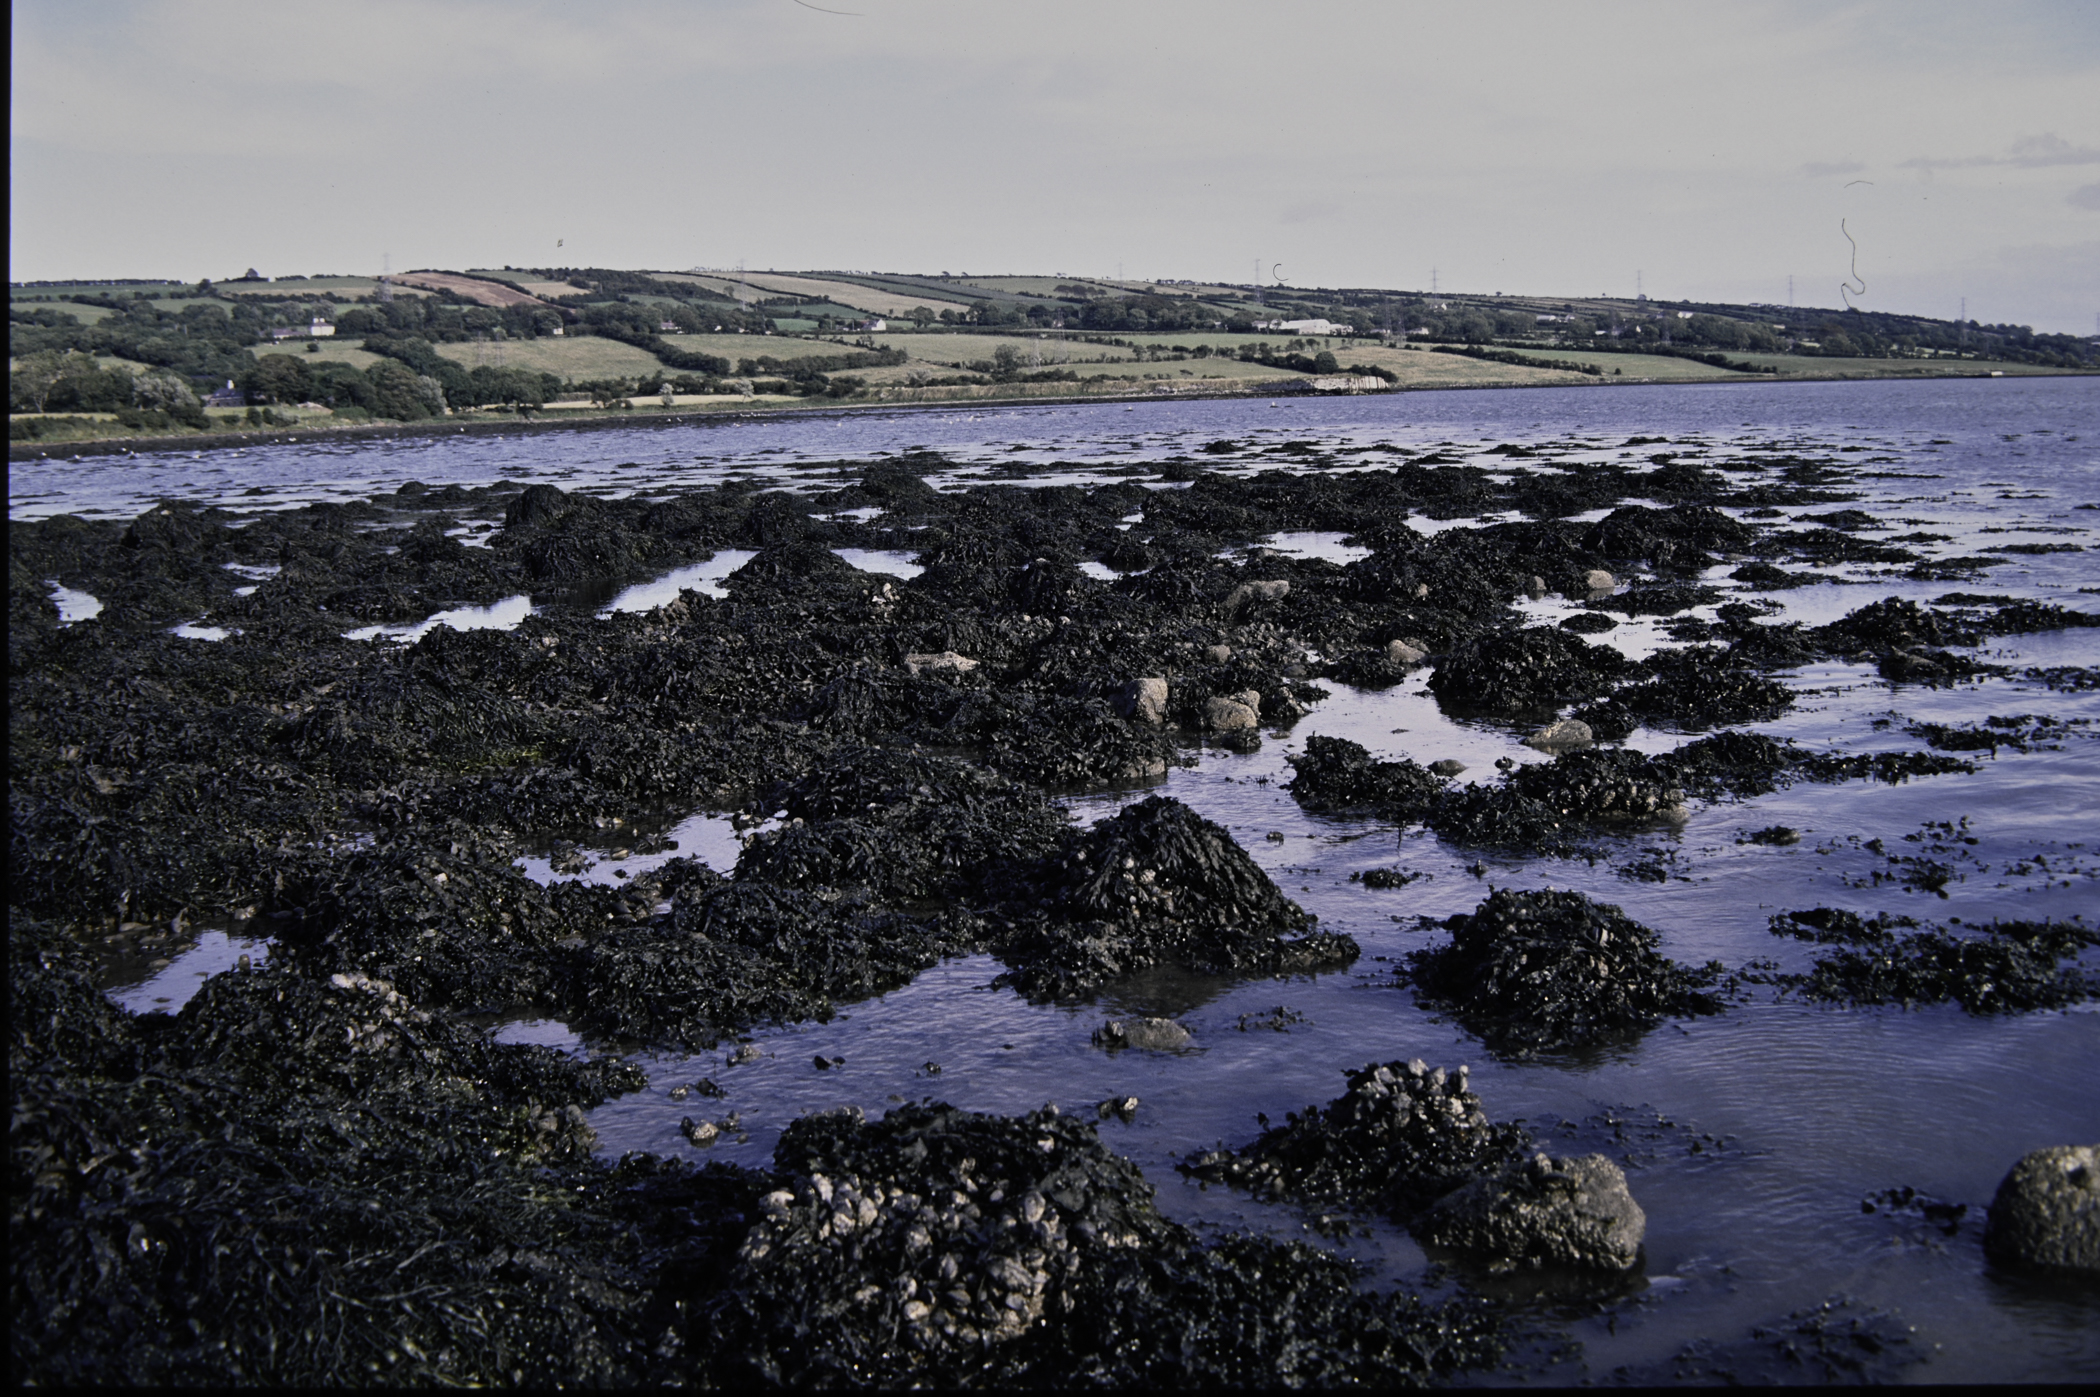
[10,361,2083,466]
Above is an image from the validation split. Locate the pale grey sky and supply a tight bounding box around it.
[12,0,2099,332]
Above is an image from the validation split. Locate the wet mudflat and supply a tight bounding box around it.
[11,377,2099,1386]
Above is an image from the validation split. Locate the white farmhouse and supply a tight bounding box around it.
[1253,318,1354,336]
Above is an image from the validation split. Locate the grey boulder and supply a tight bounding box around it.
[1092,1017,1192,1051]
[1523,718,1595,753]
[1985,1144,2100,1272]
[1385,638,1428,667]
[1414,1152,1645,1271]
[1204,691,1262,732]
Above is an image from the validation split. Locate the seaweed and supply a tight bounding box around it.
[995,796,1357,1000]
[1404,889,1726,1056]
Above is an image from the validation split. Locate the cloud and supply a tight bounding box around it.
[2070,183,2100,210]
[1902,132,2100,170]
[1799,160,1867,178]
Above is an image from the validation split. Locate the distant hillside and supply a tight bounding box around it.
[10,264,2094,447]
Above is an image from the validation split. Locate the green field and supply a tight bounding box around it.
[870,331,1137,367]
[714,272,971,317]
[251,341,387,371]
[431,336,666,380]
[214,276,414,299]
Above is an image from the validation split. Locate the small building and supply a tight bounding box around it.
[859,317,887,332]
[206,380,244,407]
[1255,318,1353,336]
[269,318,336,341]
[660,320,683,333]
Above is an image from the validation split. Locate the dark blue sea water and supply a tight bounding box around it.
[23,375,2099,1383]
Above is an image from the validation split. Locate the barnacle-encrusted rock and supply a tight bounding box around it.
[1984,1145,2100,1272]
[1415,1151,1646,1271]
[1182,1059,1530,1220]
[704,1102,1508,1387]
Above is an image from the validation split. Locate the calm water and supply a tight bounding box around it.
[31,377,2100,1383]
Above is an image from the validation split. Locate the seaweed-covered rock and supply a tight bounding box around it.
[972,693,1180,788]
[1428,627,1633,716]
[1285,734,1448,821]
[1612,647,1795,729]
[581,883,971,1049]
[701,1102,1506,1388]
[1181,1059,1531,1219]
[1580,503,1751,573]
[1769,917,2098,1014]
[1415,1151,1646,1271]
[1984,1145,2100,1272]
[1815,596,1980,655]
[736,750,1070,904]
[998,797,1356,999]
[6,917,766,1391]
[1423,748,1687,853]
[1406,889,1725,1056]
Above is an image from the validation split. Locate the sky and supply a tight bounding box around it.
[11,0,2099,334]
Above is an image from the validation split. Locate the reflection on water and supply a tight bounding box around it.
[105,930,273,1014]
[47,583,102,624]
[343,593,535,643]
[514,809,751,887]
[834,548,925,579]
[594,551,758,612]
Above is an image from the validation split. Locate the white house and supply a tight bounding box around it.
[1253,318,1353,336]
[269,317,336,341]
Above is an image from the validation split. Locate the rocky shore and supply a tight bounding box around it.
[12,440,2098,1384]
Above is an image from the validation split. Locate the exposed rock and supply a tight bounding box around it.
[1093,1016,1192,1051]
[1204,693,1260,732]
[1114,676,1169,724]
[1984,1145,2100,1272]
[1227,579,1291,611]
[1415,1151,1646,1271]
[1385,638,1428,667]
[1523,719,1595,753]
[1583,569,1616,593]
[904,650,979,677]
